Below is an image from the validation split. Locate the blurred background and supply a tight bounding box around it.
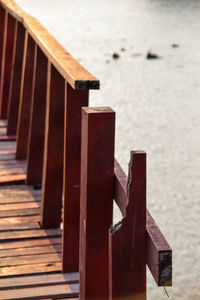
[15,0,200,299]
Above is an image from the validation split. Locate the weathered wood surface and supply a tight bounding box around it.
[0,283,79,299]
[26,46,47,185]
[79,107,115,300]
[0,130,15,142]
[62,83,89,272]
[0,160,26,185]
[110,151,146,300]
[0,12,16,118]
[7,21,25,135]
[0,0,24,22]
[0,121,15,141]
[41,63,64,228]
[0,6,6,91]
[114,159,172,286]
[16,34,36,159]
[0,272,78,289]
[0,184,79,299]
[146,211,172,286]
[0,0,99,90]
[0,142,26,184]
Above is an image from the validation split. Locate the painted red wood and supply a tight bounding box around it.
[0,13,16,118]
[16,35,36,159]
[62,83,88,272]
[7,21,25,135]
[79,107,115,300]
[109,151,146,300]
[40,63,65,228]
[114,159,172,287]
[0,6,6,91]
[26,46,48,185]
[146,211,172,286]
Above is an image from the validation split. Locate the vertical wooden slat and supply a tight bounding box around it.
[79,107,115,300]
[16,35,36,159]
[40,63,65,228]
[7,21,26,135]
[109,151,146,300]
[62,83,89,272]
[26,46,48,185]
[0,6,6,92]
[0,13,16,119]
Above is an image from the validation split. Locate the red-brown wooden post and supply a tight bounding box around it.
[16,35,36,159]
[0,13,17,118]
[79,107,115,300]
[62,83,89,272]
[109,151,146,300]
[26,46,48,185]
[40,62,65,228]
[7,21,26,135]
[114,159,172,287]
[0,6,6,92]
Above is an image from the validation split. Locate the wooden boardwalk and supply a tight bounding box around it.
[0,142,26,185]
[0,121,15,142]
[0,0,172,298]
[0,185,79,299]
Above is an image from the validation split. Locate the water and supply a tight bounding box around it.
[15,0,200,298]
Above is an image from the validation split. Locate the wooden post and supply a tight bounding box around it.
[0,13,17,119]
[16,35,36,159]
[62,83,89,272]
[114,159,172,287]
[79,107,115,300]
[0,6,6,92]
[7,21,26,135]
[40,62,65,228]
[109,151,146,300]
[26,46,48,185]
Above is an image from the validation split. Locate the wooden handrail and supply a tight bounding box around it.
[0,0,172,298]
[0,0,24,21]
[0,0,99,90]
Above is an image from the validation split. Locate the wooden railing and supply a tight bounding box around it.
[0,0,172,299]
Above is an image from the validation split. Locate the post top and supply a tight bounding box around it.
[82,107,115,114]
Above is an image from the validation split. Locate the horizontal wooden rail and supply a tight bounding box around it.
[114,159,172,286]
[0,0,99,90]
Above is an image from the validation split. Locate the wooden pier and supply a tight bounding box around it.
[0,1,172,299]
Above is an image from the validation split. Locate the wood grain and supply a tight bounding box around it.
[0,228,61,240]
[114,159,172,287]
[0,12,16,118]
[0,6,6,91]
[0,261,62,277]
[0,244,61,258]
[0,237,61,250]
[7,21,25,135]
[62,83,88,272]
[16,34,36,159]
[0,283,78,299]
[26,45,48,185]
[0,272,78,290]
[41,63,64,228]
[146,211,172,286]
[0,0,99,90]
[109,151,146,300]
[79,107,115,300]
